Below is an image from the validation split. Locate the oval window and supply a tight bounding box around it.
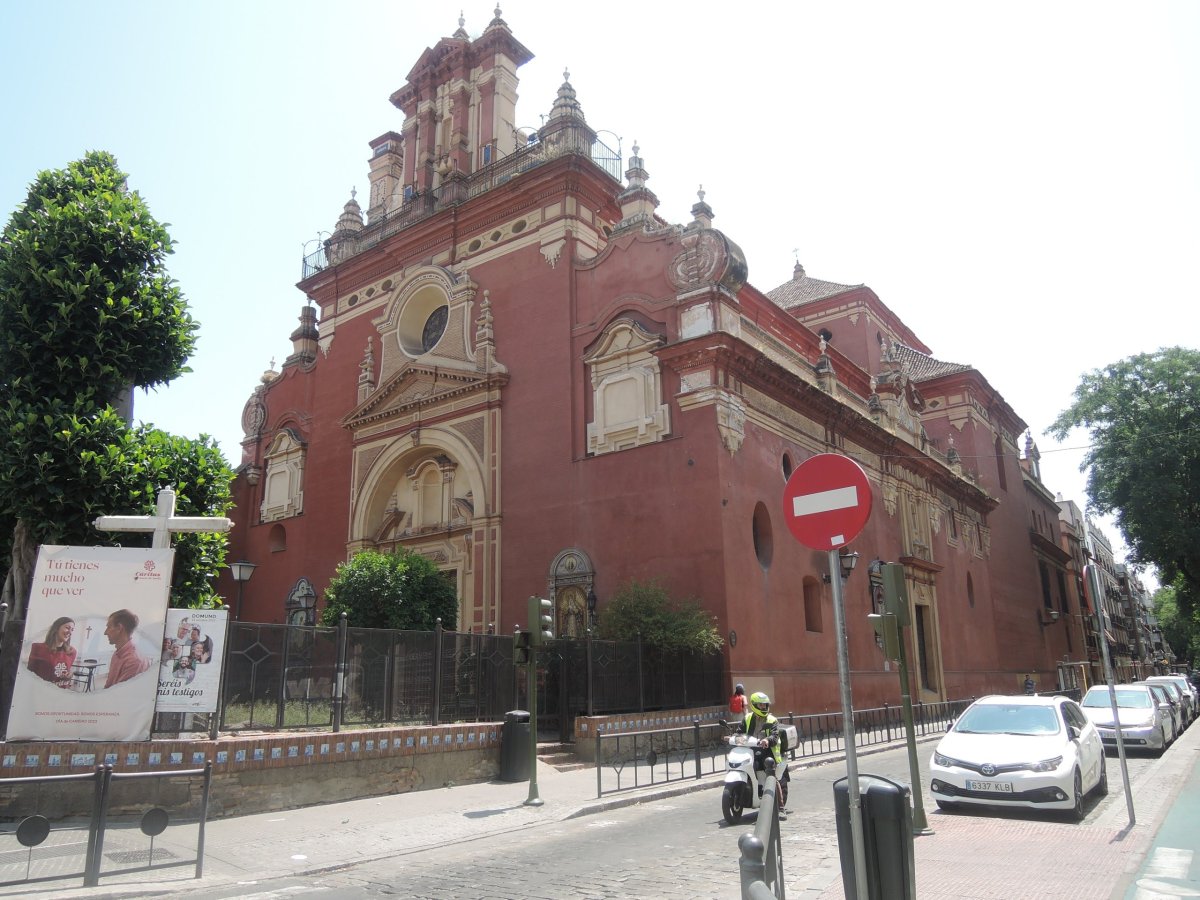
[752,502,773,570]
[421,306,448,353]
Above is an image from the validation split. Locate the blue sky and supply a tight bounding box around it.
[3,1,1197,585]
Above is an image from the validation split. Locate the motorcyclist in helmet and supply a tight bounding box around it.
[736,691,788,810]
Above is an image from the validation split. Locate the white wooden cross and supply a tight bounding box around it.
[93,486,233,548]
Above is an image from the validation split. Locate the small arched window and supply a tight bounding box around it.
[752,502,773,570]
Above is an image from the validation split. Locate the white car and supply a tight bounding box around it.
[1136,682,1180,743]
[1080,684,1171,755]
[929,694,1106,821]
[1145,675,1196,726]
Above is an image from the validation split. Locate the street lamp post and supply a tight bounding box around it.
[229,560,257,622]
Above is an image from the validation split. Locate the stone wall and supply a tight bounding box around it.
[0,722,502,819]
[572,705,727,762]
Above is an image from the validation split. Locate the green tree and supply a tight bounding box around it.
[1153,580,1199,669]
[320,548,459,630]
[1048,347,1200,617]
[595,578,723,653]
[0,152,230,614]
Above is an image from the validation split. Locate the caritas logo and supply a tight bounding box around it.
[134,560,163,581]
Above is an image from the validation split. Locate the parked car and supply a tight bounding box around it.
[929,694,1106,822]
[1146,675,1196,727]
[1080,684,1172,755]
[1135,682,1180,743]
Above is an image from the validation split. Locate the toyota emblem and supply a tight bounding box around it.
[981,763,996,776]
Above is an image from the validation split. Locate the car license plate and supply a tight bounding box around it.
[966,780,1013,793]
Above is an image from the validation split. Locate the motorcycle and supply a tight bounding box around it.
[719,719,798,825]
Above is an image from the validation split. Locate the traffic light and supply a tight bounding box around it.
[881,563,911,625]
[869,612,901,661]
[528,596,553,646]
[513,630,532,665]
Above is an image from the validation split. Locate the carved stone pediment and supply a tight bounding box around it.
[341,362,506,430]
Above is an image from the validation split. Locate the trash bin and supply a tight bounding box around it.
[833,773,915,900]
[499,709,531,782]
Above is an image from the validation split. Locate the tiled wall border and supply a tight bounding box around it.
[0,722,503,779]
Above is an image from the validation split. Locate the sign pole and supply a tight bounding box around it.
[895,626,932,836]
[783,453,874,900]
[829,549,869,900]
[525,651,542,806]
[1084,560,1134,825]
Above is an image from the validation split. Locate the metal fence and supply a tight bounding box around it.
[595,698,973,798]
[738,773,785,900]
[301,131,622,280]
[0,763,210,889]
[151,619,722,739]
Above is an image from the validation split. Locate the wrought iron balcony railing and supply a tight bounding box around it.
[302,131,621,280]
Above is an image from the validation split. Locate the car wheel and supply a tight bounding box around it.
[1096,757,1109,797]
[1069,768,1085,822]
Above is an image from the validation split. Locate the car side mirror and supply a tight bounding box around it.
[718,719,727,729]
[1159,702,1172,711]
[1068,725,1081,740]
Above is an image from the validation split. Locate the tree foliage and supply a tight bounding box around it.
[0,151,196,409]
[320,548,459,631]
[1048,347,1200,617]
[595,578,724,654]
[0,152,229,613]
[1153,579,1199,670]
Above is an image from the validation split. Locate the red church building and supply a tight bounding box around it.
[225,10,1079,713]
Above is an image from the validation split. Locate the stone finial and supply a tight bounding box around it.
[335,190,364,235]
[548,68,585,122]
[486,4,508,30]
[261,358,279,384]
[794,259,806,279]
[690,183,714,229]
[453,11,468,38]
[357,336,376,401]
[359,336,375,379]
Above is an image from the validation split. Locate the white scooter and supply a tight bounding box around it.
[720,720,798,825]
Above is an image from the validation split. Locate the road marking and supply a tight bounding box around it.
[231,887,321,900]
[792,486,858,517]
[1134,878,1200,898]
[1146,848,1193,879]
[1135,849,1199,899]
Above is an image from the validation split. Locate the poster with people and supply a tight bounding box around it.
[156,608,227,713]
[7,545,174,741]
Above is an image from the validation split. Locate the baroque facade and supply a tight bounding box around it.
[225,11,1091,713]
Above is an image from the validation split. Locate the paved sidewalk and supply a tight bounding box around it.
[11,723,1199,900]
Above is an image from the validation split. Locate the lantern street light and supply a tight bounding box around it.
[839,548,860,580]
[229,560,258,622]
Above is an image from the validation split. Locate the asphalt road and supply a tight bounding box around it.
[171,740,1162,900]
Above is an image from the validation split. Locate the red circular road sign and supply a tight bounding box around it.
[782,453,873,550]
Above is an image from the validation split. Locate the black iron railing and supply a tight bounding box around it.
[0,763,210,889]
[595,699,973,798]
[143,618,720,738]
[300,132,621,280]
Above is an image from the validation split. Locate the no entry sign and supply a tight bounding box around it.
[782,453,873,550]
